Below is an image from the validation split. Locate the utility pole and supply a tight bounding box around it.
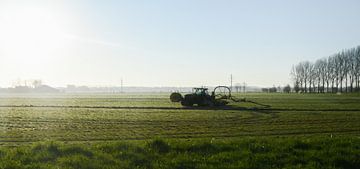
[243,82,246,93]
[120,78,123,93]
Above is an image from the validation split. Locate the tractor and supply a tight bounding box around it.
[170,86,234,107]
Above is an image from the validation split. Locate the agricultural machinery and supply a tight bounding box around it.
[170,86,245,107]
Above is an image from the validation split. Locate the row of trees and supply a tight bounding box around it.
[291,46,360,93]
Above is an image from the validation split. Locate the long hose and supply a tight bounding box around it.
[230,96,271,108]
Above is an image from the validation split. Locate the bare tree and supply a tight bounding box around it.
[334,53,344,92]
[319,58,327,93]
[314,59,325,93]
[290,45,360,93]
[32,80,42,88]
[356,46,360,91]
[347,49,356,92]
[324,57,332,92]
[342,51,350,92]
[291,65,300,92]
[234,83,242,93]
[303,61,314,93]
[283,84,291,93]
[300,61,310,93]
[293,62,306,92]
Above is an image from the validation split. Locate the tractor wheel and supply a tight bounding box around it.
[170,92,183,102]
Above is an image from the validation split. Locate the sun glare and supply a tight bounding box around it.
[0,4,68,68]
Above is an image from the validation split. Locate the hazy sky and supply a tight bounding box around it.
[1,0,360,87]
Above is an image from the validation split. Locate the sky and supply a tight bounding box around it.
[0,0,360,87]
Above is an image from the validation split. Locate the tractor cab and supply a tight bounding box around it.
[193,88,209,96]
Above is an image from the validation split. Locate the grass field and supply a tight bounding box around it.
[0,93,359,168]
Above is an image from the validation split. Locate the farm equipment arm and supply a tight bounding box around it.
[230,96,270,108]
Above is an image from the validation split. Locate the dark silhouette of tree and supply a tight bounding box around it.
[283,85,291,93]
[290,45,360,93]
[234,83,242,93]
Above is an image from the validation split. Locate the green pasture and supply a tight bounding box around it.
[0,93,359,168]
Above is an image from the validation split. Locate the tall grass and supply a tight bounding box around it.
[0,136,359,169]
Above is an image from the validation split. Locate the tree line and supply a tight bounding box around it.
[291,46,360,93]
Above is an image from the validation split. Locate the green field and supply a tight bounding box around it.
[0,93,359,168]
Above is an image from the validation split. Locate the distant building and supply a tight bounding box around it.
[0,85,59,93]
